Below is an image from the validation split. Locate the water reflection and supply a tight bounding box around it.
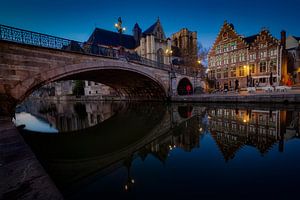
[17,101,300,199]
[15,100,125,132]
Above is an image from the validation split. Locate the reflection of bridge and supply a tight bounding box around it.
[20,102,206,191]
[0,24,201,116]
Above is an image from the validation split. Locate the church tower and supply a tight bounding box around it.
[133,23,142,46]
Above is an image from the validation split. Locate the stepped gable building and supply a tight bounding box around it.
[286,36,300,83]
[208,21,287,89]
[171,28,198,68]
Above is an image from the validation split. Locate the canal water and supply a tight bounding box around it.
[14,100,300,199]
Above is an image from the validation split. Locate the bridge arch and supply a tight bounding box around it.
[177,77,193,95]
[16,62,168,103]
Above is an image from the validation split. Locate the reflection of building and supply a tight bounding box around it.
[208,108,300,161]
[172,28,198,68]
[138,116,201,164]
[208,21,287,89]
[286,36,300,83]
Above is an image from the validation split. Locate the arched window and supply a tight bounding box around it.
[157,48,164,64]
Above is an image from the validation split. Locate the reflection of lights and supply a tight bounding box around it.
[173,145,176,148]
[243,119,247,123]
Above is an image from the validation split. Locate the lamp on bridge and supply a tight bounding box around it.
[114,17,126,34]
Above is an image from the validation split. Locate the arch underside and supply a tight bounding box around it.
[54,69,167,101]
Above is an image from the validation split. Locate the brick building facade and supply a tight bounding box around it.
[208,21,287,90]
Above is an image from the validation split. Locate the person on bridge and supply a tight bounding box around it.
[186,85,192,95]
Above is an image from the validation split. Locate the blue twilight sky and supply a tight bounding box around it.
[0,0,300,49]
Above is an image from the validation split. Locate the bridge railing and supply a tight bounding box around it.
[0,24,83,50]
[0,24,196,76]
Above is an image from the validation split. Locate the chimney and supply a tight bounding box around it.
[281,30,286,49]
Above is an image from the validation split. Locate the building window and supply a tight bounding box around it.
[88,81,91,86]
[224,68,228,78]
[231,67,236,77]
[270,60,277,72]
[250,64,255,74]
[157,48,164,64]
[259,78,266,83]
[239,66,244,76]
[260,62,267,73]
[217,69,221,78]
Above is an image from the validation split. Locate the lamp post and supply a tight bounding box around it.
[165,49,176,97]
[114,17,126,34]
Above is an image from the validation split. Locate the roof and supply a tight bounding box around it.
[244,34,259,44]
[294,36,300,41]
[143,21,158,35]
[142,19,166,39]
[86,28,137,49]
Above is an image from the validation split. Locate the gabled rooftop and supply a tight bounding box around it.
[86,28,137,49]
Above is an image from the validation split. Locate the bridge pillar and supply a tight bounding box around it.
[0,95,17,118]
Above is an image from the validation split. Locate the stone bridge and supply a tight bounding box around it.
[0,24,202,116]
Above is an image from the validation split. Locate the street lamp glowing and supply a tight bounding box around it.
[243,65,247,69]
[122,27,126,31]
[165,49,172,55]
[197,60,201,64]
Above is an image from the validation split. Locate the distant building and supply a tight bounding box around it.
[84,81,116,96]
[84,18,171,64]
[286,36,300,83]
[81,18,199,95]
[135,18,172,64]
[208,21,287,89]
[171,28,198,68]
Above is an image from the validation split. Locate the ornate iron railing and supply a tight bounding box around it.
[0,24,196,76]
[0,24,81,50]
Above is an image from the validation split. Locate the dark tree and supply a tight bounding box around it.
[72,80,85,96]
